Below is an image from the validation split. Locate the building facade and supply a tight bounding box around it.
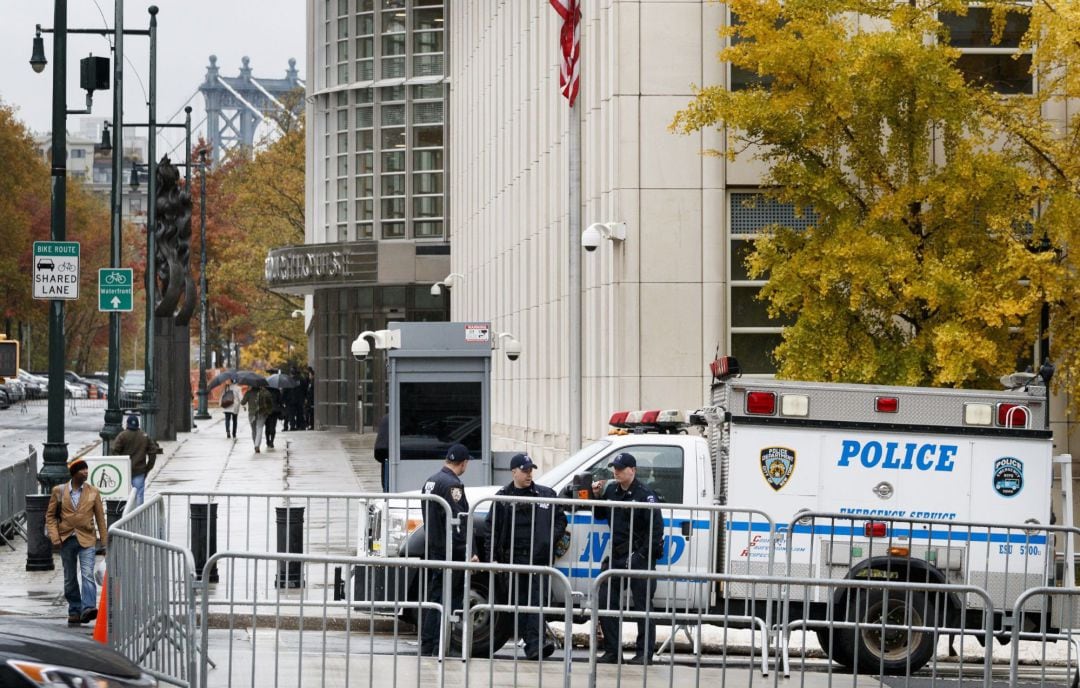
[280,0,451,431]
[447,1,1076,467]
[448,1,740,467]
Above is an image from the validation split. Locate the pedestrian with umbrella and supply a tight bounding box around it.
[208,370,244,439]
[263,370,294,450]
[239,378,273,453]
[220,380,240,439]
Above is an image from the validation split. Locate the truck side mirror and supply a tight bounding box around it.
[572,473,593,500]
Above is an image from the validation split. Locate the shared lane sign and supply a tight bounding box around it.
[32,241,80,300]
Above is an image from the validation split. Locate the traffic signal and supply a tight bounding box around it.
[0,339,19,378]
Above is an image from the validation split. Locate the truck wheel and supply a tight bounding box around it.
[449,585,514,658]
[823,590,936,675]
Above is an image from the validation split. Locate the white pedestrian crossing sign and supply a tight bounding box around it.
[98,268,134,312]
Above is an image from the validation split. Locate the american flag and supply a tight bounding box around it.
[550,0,581,106]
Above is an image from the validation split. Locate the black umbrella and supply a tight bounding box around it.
[207,370,239,390]
[265,372,297,390]
[235,371,268,388]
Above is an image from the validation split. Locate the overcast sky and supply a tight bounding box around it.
[0,0,305,153]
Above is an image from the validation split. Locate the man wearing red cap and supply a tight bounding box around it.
[45,458,108,625]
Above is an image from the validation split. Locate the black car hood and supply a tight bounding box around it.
[0,618,142,678]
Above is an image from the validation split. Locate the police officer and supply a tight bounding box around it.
[486,453,568,660]
[591,452,664,665]
[419,442,478,656]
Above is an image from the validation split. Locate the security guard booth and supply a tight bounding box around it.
[387,322,492,491]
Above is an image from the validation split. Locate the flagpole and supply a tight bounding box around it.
[569,96,582,453]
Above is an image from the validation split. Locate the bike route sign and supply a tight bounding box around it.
[32,241,80,300]
[98,268,134,312]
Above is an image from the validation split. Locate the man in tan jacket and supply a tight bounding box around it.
[45,458,108,625]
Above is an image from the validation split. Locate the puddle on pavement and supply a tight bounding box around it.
[26,591,55,598]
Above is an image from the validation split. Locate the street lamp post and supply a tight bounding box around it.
[100,0,125,454]
[194,149,211,420]
[39,0,70,492]
[143,6,159,441]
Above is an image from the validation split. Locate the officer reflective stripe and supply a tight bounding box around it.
[726,519,1048,545]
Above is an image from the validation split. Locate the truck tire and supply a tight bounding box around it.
[448,585,515,658]
[821,589,937,675]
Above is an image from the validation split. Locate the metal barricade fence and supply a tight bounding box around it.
[197,552,574,688]
[782,512,1080,619]
[1010,586,1080,687]
[0,445,38,549]
[153,492,452,611]
[103,488,1080,688]
[587,568,994,687]
[465,495,778,640]
[108,495,199,687]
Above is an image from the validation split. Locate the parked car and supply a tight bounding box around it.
[17,370,46,399]
[1,378,26,402]
[65,370,107,398]
[0,617,157,686]
[0,387,10,409]
[119,369,146,409]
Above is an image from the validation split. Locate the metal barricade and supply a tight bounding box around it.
[782,512,1079,617]
[154,492,453,615]
[0,445,38,549]
[466,494,778,656]
[1009,586,1080,687]
[108,495,199,687]
[197,552,574,688]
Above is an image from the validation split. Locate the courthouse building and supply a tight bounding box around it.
[293,1,1071,462]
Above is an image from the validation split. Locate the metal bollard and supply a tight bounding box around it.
[25,495,55,571]
[99,500,126,554]
[275,506,304,589]
[189,503,219,583]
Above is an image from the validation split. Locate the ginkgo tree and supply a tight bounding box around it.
[672,0,1064,396]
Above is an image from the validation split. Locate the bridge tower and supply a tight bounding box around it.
[199,55,304,163]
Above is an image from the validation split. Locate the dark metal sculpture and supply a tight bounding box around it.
[153,156,192,317]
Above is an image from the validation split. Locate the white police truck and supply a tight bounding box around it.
[358,364,1071,672]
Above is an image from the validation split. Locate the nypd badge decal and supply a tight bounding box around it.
[761,447,796,491]
[993,457,1023,498]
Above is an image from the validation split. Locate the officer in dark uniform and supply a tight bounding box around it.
[419,442,477,656]
[486,453,568,660]
[591,452,664,665]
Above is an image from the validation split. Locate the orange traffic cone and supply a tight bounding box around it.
[93,573,108,643]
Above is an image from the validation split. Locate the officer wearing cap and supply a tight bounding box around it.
[486,454,568,660]
[591,452,664,665]
[419,442,478,656]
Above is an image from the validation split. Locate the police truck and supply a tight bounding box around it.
[357,360,1071,673]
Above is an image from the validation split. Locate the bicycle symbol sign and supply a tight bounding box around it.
[90,464,124,496]
[98,268,134,312]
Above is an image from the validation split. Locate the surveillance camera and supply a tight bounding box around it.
[581,224,603,252]
[351,336,370,361]
[430,283,443,297]
[504,337,522,362]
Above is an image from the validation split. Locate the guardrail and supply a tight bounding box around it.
[104,490,1080,688]
[0,445,37,550]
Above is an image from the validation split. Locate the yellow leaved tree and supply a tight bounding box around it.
[672,0,1062,396]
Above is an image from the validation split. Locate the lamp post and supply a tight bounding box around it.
[194,149,211,420]
[39,0,70,491]
[32,1,109,490]
[143,6,159,441]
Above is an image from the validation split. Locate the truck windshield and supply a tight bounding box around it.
[536,440,612,488]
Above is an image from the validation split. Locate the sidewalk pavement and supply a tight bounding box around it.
[0,409,382,635]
